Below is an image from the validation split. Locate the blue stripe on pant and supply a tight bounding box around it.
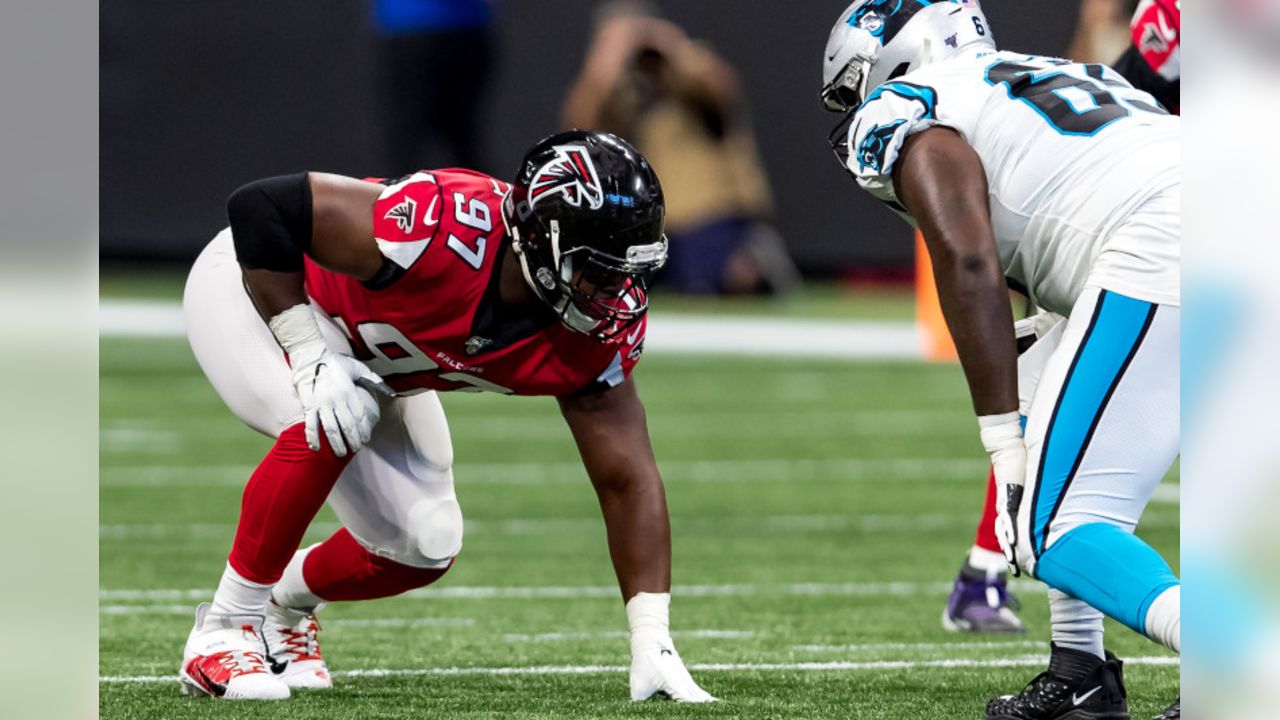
[1029,290,1177,635]
[1030,290,1156,556]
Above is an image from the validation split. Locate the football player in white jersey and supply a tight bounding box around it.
[820,2,1180,719]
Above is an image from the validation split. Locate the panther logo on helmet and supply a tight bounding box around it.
[528,145,605,210]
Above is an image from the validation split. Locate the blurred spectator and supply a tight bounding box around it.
[1067,0,1138,64]
[563,1,799,296]
[372,0,497,174]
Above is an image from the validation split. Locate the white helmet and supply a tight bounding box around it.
[820,0,995,114]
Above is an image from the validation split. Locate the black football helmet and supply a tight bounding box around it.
[502,130,667,341]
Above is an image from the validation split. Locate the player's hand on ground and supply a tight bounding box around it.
[979,412,1027,576]
[289,344,394,457]
[629,637,715,703]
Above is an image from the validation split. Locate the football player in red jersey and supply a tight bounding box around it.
[178,131,713,702]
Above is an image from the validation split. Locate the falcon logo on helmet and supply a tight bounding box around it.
[528,145,605,210]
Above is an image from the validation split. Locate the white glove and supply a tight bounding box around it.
[626,593,715,703]
[269,305,393,457]
[979,412,1027,576]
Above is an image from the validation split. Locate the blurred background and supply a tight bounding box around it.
[101,0,1097,285]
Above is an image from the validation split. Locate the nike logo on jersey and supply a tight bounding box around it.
[1072,686,1102,705]
[423,194,440,226]
[385,196,417,233]
[625,328,641,345]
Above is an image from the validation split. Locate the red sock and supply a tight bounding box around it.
[973,466,1002,554]
[302,528,453,601]
[227,423,353,584]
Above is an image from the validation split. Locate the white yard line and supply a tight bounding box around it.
[99,457,987,488]
[501,630,755,643]
[101,579,1055,603]
[99,655,1178,684]
[1151,483,1180,504]
[99,299,923,360]
[792,641,1049,653]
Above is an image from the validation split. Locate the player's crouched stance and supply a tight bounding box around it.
[178,131,713,702]
[821,3,1180,719]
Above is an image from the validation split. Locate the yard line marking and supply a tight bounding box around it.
[792,641,1049,652]
[501,630,755,643]
[99,299,924,360]
[1151,483,1180,504]
[329,618,476,628]
[95,605,477,628]
[98,655,1179,684]
[100,579,1050,603]
[100,457,988,487]
[99,513,976,540]
[100,604,194,616]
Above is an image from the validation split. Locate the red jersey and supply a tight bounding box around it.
[304,169,646,396]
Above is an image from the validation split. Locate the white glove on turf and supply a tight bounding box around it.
[626,593,715,702]
[269,304,393,457]
[979,412,1027,576]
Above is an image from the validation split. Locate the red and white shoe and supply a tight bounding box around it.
[179,603,290,700]
[265,601,332,689]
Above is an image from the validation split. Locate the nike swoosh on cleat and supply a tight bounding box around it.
[1072,686,1102,705]
[195,665,228,698]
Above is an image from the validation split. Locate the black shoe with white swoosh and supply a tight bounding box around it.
[985,644,1129,719]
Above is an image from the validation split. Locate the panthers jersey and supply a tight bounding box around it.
[845,49,1180,315]
[304,169,645,397]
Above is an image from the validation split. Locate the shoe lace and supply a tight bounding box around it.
[278,616,323,662]
[212,625,270,677]
[1004,671,1069,714]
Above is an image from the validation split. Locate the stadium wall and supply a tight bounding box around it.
[100,1,1079,274]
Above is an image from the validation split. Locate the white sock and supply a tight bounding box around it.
[1049,589,1105,659]
[205,562,274,628]
[271,544,324,611]
[1144,585,1180,653]
[967,546,1008,576]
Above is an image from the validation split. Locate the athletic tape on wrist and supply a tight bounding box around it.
[267,304,325,356]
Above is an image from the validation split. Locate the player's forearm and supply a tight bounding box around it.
[930,249,1019,416]
[595,474,673,599]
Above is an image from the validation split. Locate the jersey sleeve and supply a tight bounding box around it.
[845,82,940,202]
[370,172,444,271]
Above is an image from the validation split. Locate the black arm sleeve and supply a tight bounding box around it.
[226,172,314,272]
[1112,45,1180,114]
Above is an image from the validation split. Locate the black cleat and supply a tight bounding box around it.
[986,644,1129,719]
[1153,697,1179,719]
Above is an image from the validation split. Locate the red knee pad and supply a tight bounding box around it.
[302,528,454,601]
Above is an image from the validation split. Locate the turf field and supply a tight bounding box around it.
[99,288,1179,719]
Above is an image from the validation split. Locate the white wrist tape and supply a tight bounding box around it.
[978,412,1023,454]
[267,304,325,356]
[626,592,671,641]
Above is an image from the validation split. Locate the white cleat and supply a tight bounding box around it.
[179,603,290,700]
[265,601,332,689]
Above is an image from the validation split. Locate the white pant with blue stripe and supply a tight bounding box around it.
[1014,284,1180,638]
